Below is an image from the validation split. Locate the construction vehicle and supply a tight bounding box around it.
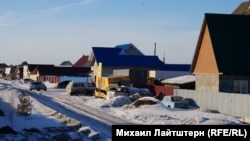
[17,92,32,115]
[95,63,130,98]
[94,62,173,99]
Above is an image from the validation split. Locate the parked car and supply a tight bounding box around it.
[57,80,71,89]
[30,81,47,91]
[66,81,95,96]
[23,79,34,84]
[161,96,188,109]
[138,88,153,97]
[119,86,153,97]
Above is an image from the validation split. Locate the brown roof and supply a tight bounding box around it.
[30,64,91,76]
[73,55,89,67]
[232,1,250,15]
[28,64,54,73]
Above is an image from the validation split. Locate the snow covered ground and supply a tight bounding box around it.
[0,79,247,141]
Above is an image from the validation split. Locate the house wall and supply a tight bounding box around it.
[195,74,219,92]
[29,73,39,81]
[113,69,149,86]
[23,65,28,79]
[91,62,113,77]
[4,67,11,79]
[129,69,148,86]
[219,75,250,93]
[38,75,60,83]
[193,25,219,74]
[149,70,192,80]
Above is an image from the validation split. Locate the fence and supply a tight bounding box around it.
[174,89,250,119]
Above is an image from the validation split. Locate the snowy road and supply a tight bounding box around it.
[12,88,119,140]
[18,88,135,139]
[0,81,114,140]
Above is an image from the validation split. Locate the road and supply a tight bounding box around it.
[12,85,132,140]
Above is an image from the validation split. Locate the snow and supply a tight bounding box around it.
[161,75,195,84]
[0,79,246,140]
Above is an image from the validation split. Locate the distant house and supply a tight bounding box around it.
[232,1,250,15]
[149,64,192,80]
[4,65,22,80]
[190,13,250,94]
[161,75,195,90]
[60,61,73,67]
[24,64,91,83]
[73,55,91,67]
[0,63,8,78]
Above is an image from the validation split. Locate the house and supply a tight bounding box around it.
[89,43,164,86]
[0,63,8,78]
[149,64,192,80]
[232,1,250,15]
[3,65,21,80]
[161,75,195,90]
[60,61,73,67]
[73,55,91,67]
[190,13,250,94]
[27,64,91,83]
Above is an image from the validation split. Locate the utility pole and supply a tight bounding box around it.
[154,42,156,56]
[163,51,165,63]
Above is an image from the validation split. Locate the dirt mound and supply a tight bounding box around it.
[0,126,18,135]
[133,99,157,108]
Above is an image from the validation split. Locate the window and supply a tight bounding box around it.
[234,80,248,94]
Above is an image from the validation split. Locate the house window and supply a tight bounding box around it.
[234,80,248,94]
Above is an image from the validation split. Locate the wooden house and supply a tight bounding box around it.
[190,13,250,94]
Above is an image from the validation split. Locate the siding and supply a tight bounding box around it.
[175,89,250,118]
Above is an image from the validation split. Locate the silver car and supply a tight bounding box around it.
[66,81,95,96]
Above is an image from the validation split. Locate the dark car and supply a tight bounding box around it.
[57,80,71,89]
[30,81,47,91]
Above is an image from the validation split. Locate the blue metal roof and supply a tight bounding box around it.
[160,64,191,71]
[92,47,164,69]
[92,47,122,55]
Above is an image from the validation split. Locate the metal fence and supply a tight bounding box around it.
[174,89,250,118]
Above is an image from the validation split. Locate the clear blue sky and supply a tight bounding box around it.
[0,0,246,65]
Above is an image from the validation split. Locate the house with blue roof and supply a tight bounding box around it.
[88,43,164,85]
[87,43,192,86]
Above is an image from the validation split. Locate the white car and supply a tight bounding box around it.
[161,96,188,109]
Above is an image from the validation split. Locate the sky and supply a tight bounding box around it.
[0,79,246,140]
[0,0,247,66]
